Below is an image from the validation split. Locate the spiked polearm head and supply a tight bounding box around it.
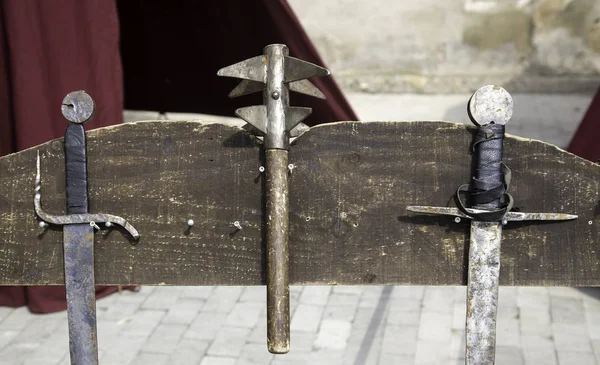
[217,44,330,149]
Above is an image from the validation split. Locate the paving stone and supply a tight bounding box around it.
[309,349,344,365]
[102,302,142,322]
[168,338,210,365]
[0,330,19,351]
[248,314,268,343]
[557,351,596,365]
[387,297,421,312]
[382,325,418,356]
[185,311,228,342]
[235,343,274,365]
[495,346,524,365]
[22,321,68,365]
[518,287,550,308]
[181,286,215,300]
[300,286,332,306]
[203,287,243,313]
[162,298,203,325]
[449,329,465,360]
[291,304,325,333]
[225,302,264,328]
[496,318,520,347]
[0,308,14,325]
[519,305,552,337]
[358,286,385,308]
[207,327,251,357]
[14,316,63,346]
[386,307,421,327]
[521,335,557,365]
[418,311,452,343]
[327,293,360,307]
[0,343,38,365]
[120,309,165,337]
[552,323,593,352]
[323,304,358,322]
[142,324,188,354]
[451,302,466,330]
[290,331,317,351]
[0,307,34,331]
[99,334,147,365]
[142,286,182,310]
[548,287,583,299]
[314,319,352,350]
[551,296,585,325]
[390,286,425,300]
[422,287,454,313]
[200,356,237,365]
[239,286,265,303]
[131,352,170,365]
[414,339,449,365]
[497,287,519,320]
[271,351,312,365]
[378,353,415,365]
[332,286,364,296]
[344,332,383,365]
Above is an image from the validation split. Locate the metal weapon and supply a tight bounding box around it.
[217,44,329,353]
[35,91,140,365]
[406,85,577,364]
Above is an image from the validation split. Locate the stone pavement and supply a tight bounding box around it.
[2,286,600,364]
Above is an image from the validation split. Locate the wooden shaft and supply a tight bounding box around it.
[265,149,290,354]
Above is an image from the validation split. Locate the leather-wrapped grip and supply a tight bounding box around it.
[471,124,505,210]
[64,123,89,215]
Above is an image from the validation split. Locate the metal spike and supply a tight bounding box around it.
[235,105,268,135]
[229,79,266,98]
[289,122,310,138]
[285,107,312,131]
[217,55,267,83]
[288,79,326,99]
[284,56,330,83]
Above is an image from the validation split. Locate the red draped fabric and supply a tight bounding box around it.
[0,0,357,313]
[568,88,600,162]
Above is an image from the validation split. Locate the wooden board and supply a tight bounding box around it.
[0,121,598,286]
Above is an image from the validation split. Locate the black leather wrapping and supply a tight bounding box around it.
[470,124,505,210]
[64,123,89,214]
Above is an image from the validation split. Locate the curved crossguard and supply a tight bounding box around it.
[406,85,577,365]
[34,151,140,240]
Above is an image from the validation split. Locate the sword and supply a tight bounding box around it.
[217,44,329,353]
[406,85,577,364]
[35,91,140,365]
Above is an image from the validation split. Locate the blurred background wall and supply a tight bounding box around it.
[289,0,600,94]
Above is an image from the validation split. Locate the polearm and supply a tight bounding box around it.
[407,85,577,364]
[35,91,140,365]
[217,44,329,353]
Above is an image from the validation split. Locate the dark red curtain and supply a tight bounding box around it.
[0,0,125,313]
[0,0,356,313]
[568,89,600,162]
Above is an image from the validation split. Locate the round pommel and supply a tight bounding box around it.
[467,85,513,126]
[61,90,95,124]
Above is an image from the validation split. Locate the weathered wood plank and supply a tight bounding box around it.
[0,121,597,286]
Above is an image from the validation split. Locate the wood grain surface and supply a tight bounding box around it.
[0,121,597,286]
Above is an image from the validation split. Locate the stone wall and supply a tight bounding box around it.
[289,0,600,93]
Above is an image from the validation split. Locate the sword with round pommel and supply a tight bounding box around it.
[34,90,140,365]
[407,85,577,365]
[217,44,329,354]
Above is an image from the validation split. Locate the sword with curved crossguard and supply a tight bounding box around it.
[407,85,577,365]
[35,90,139,365]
